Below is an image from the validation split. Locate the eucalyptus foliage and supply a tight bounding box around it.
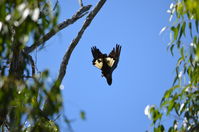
[148,0,199,131]
[0,0,64,131]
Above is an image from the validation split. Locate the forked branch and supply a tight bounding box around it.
[57,0,106,82]
[25,5,92,54]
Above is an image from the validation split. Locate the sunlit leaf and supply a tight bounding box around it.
[167,100,174,115]
[154,125,165,132]
[171,26,178,40]
[177,57,183,66]
[149,0,199,131]
[159,26,167,35]
[180,47,184,59]
[80,110,86,120]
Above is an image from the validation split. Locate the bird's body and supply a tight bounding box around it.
[91,44,121,85]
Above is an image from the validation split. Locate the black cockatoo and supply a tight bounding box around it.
[91,44,121,85]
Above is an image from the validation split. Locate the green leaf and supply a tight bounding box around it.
[171,26,179,41]
[173,76,178,86]
[80,110,86,120]
[161,85,179,104]
[151,109,162,124]
[193,36,197,44]
[168,127,174,132]
[182,22,186,36]
[170,44,175,56]
[164,90,172,99]
[161,99,171,108]
[174,103,180,116]
[154,125,165,132]
[177,57,184,67]
[177,40,181,48]
[167,100,174,115]
[179,22,186,40]
[180,47,185,59]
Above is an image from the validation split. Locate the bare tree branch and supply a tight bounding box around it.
[57,0,106,82]
[27,54,35,76]
[25,5,92,54]
[53,0,59,11]
[78,0,83,7]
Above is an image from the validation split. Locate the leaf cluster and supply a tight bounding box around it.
[149,0,199,131]
[0,0,65,131]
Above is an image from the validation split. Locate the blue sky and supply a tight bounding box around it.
[34,0,177,131]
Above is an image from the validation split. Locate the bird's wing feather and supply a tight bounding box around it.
[91,46,104,69]
[108,44,122,70]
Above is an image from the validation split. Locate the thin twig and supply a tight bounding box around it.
[53,0,59,11]
[25,5,92,54]
[78,0,83,7]
[64,115,74,132]
[27,54,35,76]
[57,0,106,82]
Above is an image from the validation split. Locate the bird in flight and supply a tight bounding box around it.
[91,44,122,85]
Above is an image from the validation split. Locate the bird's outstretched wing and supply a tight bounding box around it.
[107,44,122,70]
[91,46,104,69]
